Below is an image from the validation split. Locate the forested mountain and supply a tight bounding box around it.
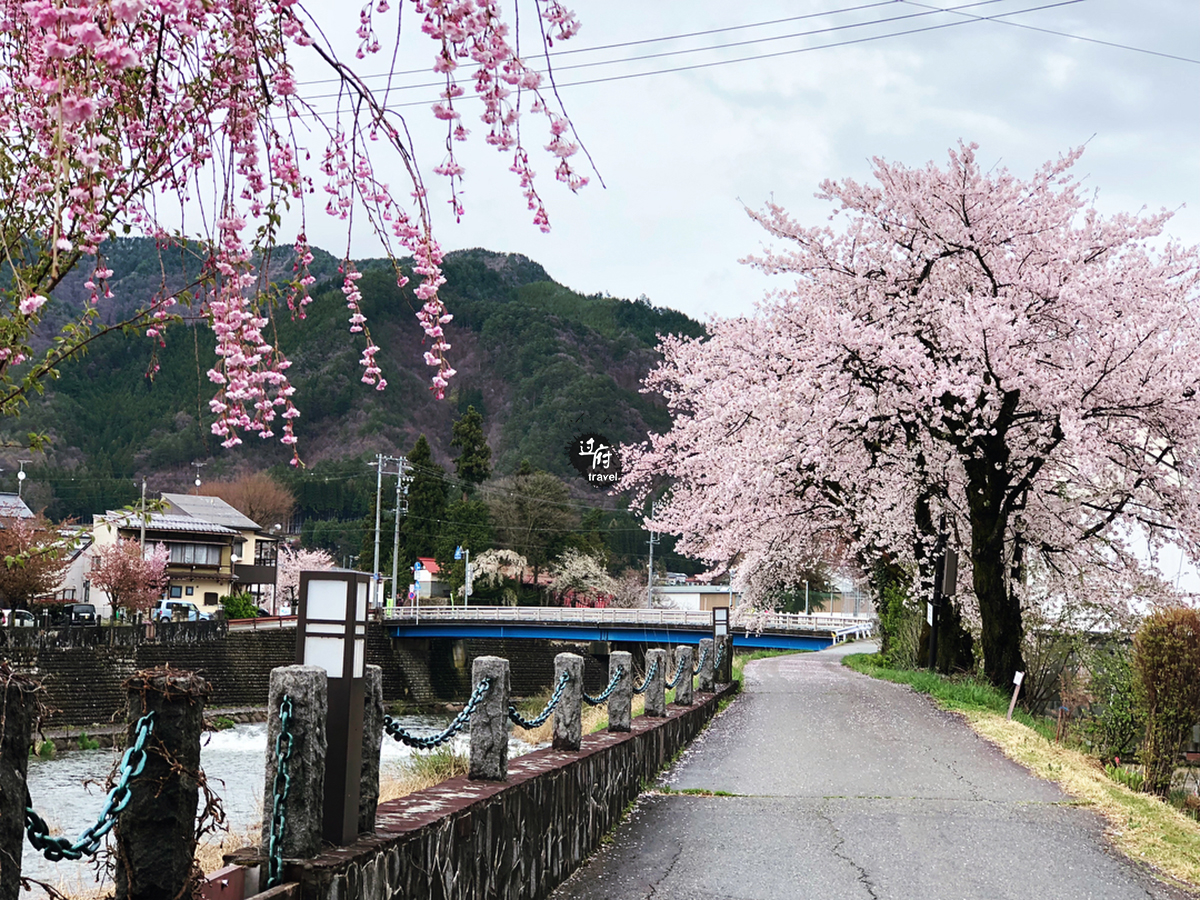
[3,240,706,523]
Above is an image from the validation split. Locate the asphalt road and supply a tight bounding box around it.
[549,643,1195,900]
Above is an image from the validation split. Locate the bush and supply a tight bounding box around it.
[1133,607,1200,796]
[877,567,922,669]
[1082,643,1143,761]
[222,592,259,620]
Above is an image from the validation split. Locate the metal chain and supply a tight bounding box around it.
[582,666,625,706]
[266,694,294,889]
[665,653,688,689]
[25,713,156,862]
[714,640,726,672]
[692,645,710,675]
[508,670,570,730]
[632,658,659,695]
[384,677,492,749]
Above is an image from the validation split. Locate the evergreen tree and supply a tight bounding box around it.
[402,435,448,561]
[434,499,494,601]
[487,464,577,603]
[450,405,492,501]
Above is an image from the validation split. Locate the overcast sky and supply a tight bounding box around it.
[291,0,1199,323]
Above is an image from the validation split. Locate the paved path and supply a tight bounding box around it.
[550,643,1195,900]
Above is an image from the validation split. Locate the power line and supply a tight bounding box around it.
[901,0,1200,64]
[292,0,907,87]
[293,0,1109,118]
[297,0,1026,102]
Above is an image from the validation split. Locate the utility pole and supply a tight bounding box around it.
[390,457,412,612]
[370,453,407,610]
[139,478,147,549]
[646,499,663,608]
[370,454,384,610]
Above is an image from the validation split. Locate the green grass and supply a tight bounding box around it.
[842,652,1055,741]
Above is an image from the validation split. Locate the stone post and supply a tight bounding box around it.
[697,638,715,693]
[716,634,734,684]
[261,666,327,863]
[0,664,38,900]
[359,665,384,834]
[552,653,584,751]
[469,656,510,781]
[673,646,694,707]
[644,648,667,717]
[608,651,633,733]
[115,667,211,900]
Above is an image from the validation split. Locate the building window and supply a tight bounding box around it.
[204,592,219,606]
[167,543,223,566]
[185,586,194,596]
[255,541,278,566]
[169,585,183,598]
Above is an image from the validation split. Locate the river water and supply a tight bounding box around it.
[22,717,539,893]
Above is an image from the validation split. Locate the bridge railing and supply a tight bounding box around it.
[382,604,873,635]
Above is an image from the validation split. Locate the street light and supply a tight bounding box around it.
[295,568,369,845]
[454,545,472,607]
[412,559,423,620]
[17,459,31,499]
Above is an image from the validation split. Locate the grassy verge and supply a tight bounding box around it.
[844,653,1200,891]
[842,653,1054,739]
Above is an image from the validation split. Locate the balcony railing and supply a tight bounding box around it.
[381,605,873,635]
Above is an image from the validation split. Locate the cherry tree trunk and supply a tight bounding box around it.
[970,486,1026,689]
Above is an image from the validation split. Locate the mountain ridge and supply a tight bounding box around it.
[4,240,706,521]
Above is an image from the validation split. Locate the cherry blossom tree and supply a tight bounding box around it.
[276,544,335,611]
[90,538,168,615]
[1,0,588,458]
[549,548,615,606]
[471,547,525,604]
[625,144,1200,688]
[0,515,70,607]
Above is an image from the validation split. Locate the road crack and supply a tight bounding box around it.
[643,840,683,899]
[816,801,880,900]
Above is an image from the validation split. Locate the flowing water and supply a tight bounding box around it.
[22,717,540,894]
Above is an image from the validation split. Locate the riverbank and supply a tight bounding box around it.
[34,698,475,754]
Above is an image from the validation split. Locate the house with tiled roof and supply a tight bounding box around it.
[91,494,280,615]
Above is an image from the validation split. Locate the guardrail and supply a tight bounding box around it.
[382,605,873,635]
[226,615,298,632]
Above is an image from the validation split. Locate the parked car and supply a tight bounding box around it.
[0,608,35,627]
[55,603,97,625]
[154,599,212,622]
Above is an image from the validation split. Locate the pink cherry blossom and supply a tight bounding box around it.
[623,144,1200,688]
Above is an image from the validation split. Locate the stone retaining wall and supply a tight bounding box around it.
[3,630,644,725]
[282,683,736,900]
[5,628,435,726]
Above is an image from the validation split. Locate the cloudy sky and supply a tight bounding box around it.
[293,0,1199,323]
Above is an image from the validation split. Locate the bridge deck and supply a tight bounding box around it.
[382,606,875,651]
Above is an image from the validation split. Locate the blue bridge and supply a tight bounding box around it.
[381,605,875,651]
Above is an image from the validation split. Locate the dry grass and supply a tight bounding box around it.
[195,822,262,875]
[510,689,653,744]
[378,749,469,803]
[964,709,1200,890]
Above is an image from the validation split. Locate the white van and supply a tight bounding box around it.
[154,599,211,622]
